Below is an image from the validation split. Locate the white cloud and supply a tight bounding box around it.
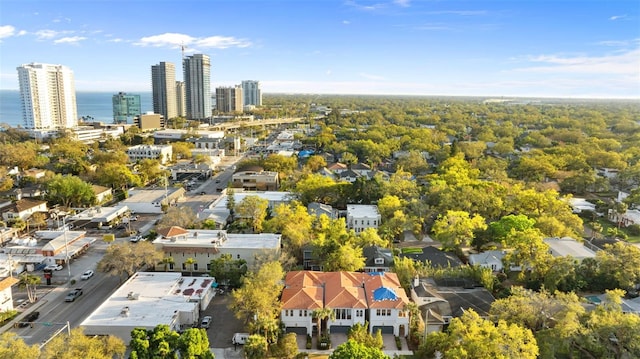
[135,32,194,48]
[135,32,251,49]
[107,38,124,43]
[54,36,87,45]
[359,72,385,80]
[394,0,410,7]
[35,29,70,40]
[342,20,351,25]
[17,30,27,36]
[0,25,15,39]
[609,15,627,20]
[195,35,251,49]
[517,48,640,76]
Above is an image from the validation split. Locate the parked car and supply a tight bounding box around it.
[80,270,94,280]
[65,288,83,302]
[45,264,63,271]
[199,191,206,195]
[17,311,40,327]
[129,235,143,243]
[200,316,212,329]
[232,333,250,345]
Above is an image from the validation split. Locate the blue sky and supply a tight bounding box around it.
[1,0,638,98]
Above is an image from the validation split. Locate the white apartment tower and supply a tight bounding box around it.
[241,80,262,106]
[17,63,78,130]
[175,81,186,118]
[151,62,178,121]
[183,54,211,120]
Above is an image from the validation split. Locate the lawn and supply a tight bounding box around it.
[588,218,640,243]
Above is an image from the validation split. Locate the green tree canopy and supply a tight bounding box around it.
[46,174,96,208]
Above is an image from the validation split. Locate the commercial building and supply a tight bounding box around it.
[183,54,211,120]
[151,62,178,121]
[231,166,279,191]
[17,63,78,130]
[120,188,185,214]
[151,227,281,271]
[112,92,141,124]
[241,80,262,107]
[81,272,214,342]
[126,144,173,164]
[134,112,165,131]
[215,86,243,113]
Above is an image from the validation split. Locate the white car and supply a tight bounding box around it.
[130,235,143,243]
[200,316,212,329]
[80,270,94,280]
[45,264,63,271]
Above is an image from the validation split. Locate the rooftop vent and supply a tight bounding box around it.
[127,292,139,300]
[120,306,130,317]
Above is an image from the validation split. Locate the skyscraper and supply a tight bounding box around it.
[151,62,177,121]
[183,54,211,120]
[215,86,243,113]
[112,92,141,123]
[241,80,262,107]
[175,81,186,118]
[17,63,78,130]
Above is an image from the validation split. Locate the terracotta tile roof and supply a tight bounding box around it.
[281,270,408,311]
[157,226,189,238]
[326,162,348,171]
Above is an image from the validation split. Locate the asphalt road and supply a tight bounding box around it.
[10,240,124,346]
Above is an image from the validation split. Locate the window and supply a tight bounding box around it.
[182,263,186,270]
[299,310,303,317]
[206,263,211,271]
[376,309,391,317]
[237,254,241,259]
[374,258,384,265]
[334,309,352,320]
[193,263,198,270]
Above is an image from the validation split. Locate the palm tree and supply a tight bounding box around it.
[185,257,196,276]
[160,257,174,271]
[312,307,334,337]
[19,273,41,303]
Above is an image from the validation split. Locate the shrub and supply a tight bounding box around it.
[395,336,402,350]
[627,224,640,236]
[306,334,312,350]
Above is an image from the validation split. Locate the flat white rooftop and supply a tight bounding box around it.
[347,204,380,218]
[81,272,211,329]
[544,237,596,259]
[153,229,281,250]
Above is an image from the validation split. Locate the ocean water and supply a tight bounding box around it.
[0,90,153,127]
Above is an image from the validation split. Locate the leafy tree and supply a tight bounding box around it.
[348,322,384,349]
[263,202,314,260]
[0,167,13,191]
[0,142,41,170]
[42,327,126,359]
[158,206,198,229]
[18,272,41,303]
[432,210,487,253]
[171,142,194,160]
[488,214,537,244]
[269,332,298,359]
[243,334,268,359]
[184,257,196,276]
[46,174,96,208]
[97,241,163,282]
[229,261,284,333]
[303,155,327,173]
[209,253,247,288]
[159,256,175,272]
[234,195,269,233]
[94,162,141,191]
[312,307,335,338]
[421,309,538,359]
[177,328,214,359]
[262,154,298,176]
[323,243,365,272]
[595,242,640,290]
[329,339,389,359]
[137,159,167,185]
[0,332,40,359]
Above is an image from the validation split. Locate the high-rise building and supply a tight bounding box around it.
[215,86,243,113]
[17,63,78,130]
[112,92,141,123]
[183,54,211,120]
[241,80,262,107]
[175,81,186,118]
[151,62,177,121]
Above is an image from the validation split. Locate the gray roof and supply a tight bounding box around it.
[363,246,394,268]
[400,246,462,268]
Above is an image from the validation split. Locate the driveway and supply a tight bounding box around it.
[203,292,246,348]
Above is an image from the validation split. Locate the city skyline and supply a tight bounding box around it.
[0,0,638,99]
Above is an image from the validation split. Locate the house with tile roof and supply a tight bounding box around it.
[281,271,410,336]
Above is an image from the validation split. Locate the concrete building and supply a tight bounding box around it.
[215,86,243,113]
[112,92,141,124]
[175,81,186,117]
[152,227,281,270]
[151,62,177,121]
[346,205,381,233]
[241,80,262,106]
[231,166,279,191]
[199,191,293,226]
[81,272,214,342]
[126,144,173,164]
[183,54,211,120]
[544,237,596,262]
[17,63,77,130]
[134,112,165,131]
[0,277,20,312]
[153,129,224,142]
[70,125,124,143]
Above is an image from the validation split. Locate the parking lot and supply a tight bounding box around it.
[201,291,245,348]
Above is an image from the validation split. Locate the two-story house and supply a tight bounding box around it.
[281,271,410,336]
[346,205,381,234]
